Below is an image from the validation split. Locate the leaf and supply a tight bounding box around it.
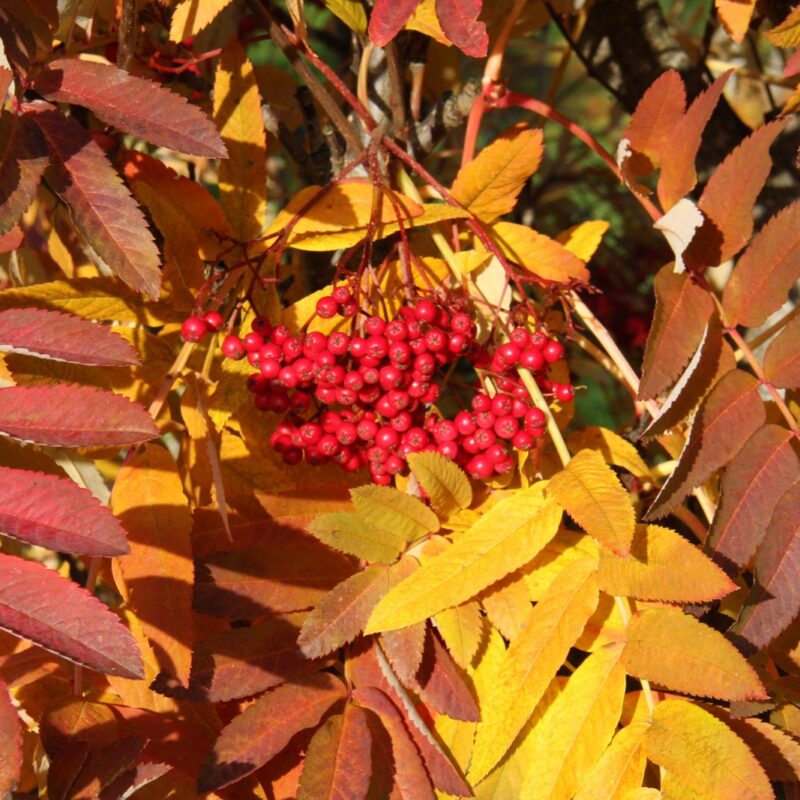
[170,0,233,40]
[0,384,158,447]
[706,425,799,571]
[451,124,543,223]
[622,608,767,701]
[325,0,368,34]
[723,200,800,328]
[26,103,161,300]
[380,623,426,685]
[187,615,328,702]
[350,485,439,542]
[766,5,800,46]
[308,511,406,564]
[194,535,355,618]
[297,705,373,800]
[406,451,472,518]
[33,59,225,157]
[0,552,143,678]
[687,119,787,268]
[645,699,774,799]
[657,71,731,211]
[598,525,736,603]
[574,722,648,800]
[491,221,590,284]
[566,427,649,477]
[619,70,686,178]
[351,686,436,800]
[434,600,482,670]
[653,198,704,273]
[366,483,562,633]
[0,110,49,234]
[298,559,414,658]
[213,37,267,242]
[368,0,422,45]
[763,313,800,388]
[198,672,347,793]
[638,264,715,400]
[646,369,765,519]
[0,676,21,796]
[111,444,194,685]
[519,643,626,800]
[0,307,138,366]
[716,0,756,43]
[733,482,800,650]
[469,559,600,783]
[558,220,609,262]
[0,466,129,556]
[435,0,488,57]
[547,449,635,556]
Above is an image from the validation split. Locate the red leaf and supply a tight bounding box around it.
[0,676,22,796]
[185,616,331,702]
[639,264,715,400]
[687,119,788,268]
[25,103,161,300]
[706,425,799,572]
[723,200,800,328]
[0,553,143,678]
[297,705,374,800]
[657,71,731,211]
[198,672,347,793]
[0,307,139,366]
[33,59,226,157]
[381,622,426,685]
[368,0,422,46]
[0,384,158,447]
[764,313,800,389]
[646,369,765,519]
[0,466,129,555]
[352,686,436,800]
[194,534,355,618]
[0,225,23,253]
[435,0,488,57]
[733,482,800,650]
[410,627,479,722]
[0,110,49,234]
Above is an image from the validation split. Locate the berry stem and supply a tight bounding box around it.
[516,367,572,467]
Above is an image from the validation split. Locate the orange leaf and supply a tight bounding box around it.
[763,313,800,388]
[716,0,756,43]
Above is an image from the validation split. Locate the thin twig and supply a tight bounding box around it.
[116,0,138,71]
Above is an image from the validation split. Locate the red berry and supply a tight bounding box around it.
[385,319,408,341]
[271,325,291,345]
[340,300,358,318]
[389,341,412,365]
[525,407,547,430]
[486,443,508,464]
[252,316,271,334]
[365,316,386,336]
[243,331,264,352]
[466,455,493,479]
[316,296,339,319]
[327,332,350,355]
[203,310,224,331]
[450,312,473,335]
[472,393,492,413]
[332,285,352,304]
[379,365,403,391]
[181,315,208,342]
[376,426,399,449]
[423,328,447,352]
[509,327,530,347]
[300,423,322,445]
[414,299,437,323]
[530,331,548,348]
[447,333,469,355]
[491,394,513,417]
[222,334,246,360]
[414,353,436,375]
[349,337,368,359]
[494,415,519,440]
[278,366,299,388]
[520,347,545,370]
[498,342,521,365]
[455,411,476,436]
[512,430,534,450]
[259,358,280,379]
[357,418,378,441]
[434,420,458,443]
[390,411,413,432]
[318,434,341,456]
[336,421,358,445]
[555,383,575,402]
[543,340,565,363]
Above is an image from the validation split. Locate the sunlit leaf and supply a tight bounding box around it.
[574,722,648,800]
[406,451,472,518]
[170,0,234,40]
[350,484,439,542]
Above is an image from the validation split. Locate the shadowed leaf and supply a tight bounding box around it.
[368,0,422,45]
[0,466,129,555]
[33,58,225,157]
[0,676,21,796]
[309,511,405,564]
[0,553,143,678]
[350,485,439,542]
[169,0,234,41]
[0,384,158,447]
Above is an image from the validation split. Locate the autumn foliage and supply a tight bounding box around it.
[0,0,800,798]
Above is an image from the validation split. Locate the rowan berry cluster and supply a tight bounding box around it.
[183,291,573,484]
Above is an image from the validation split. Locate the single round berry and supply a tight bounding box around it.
[181,315,208,343]
[491,394,513,417]
[336,421,358,445]
[494,415,520,440]
[357,418,378,441]
[512,430,535,450]
[376,426,399,450]
[520,347,545,371]
[555,383,575,403]
[203,310,224,332]
[251,316,271,334]
[472,393,492,413]
[450,312,473,335]
[423,328,447,353]
[259,358,280,379]
[243,331,264,353]
[222,334,246,360]
[385,319,408,341]
[439,441,459,460]
[467,455,493,480]
[327,332,349,356]
[509,327,530,348]
[455,411,476,436]
[414,299,438,323]
[365,316,386,336]
[316,296,339,319]
[498,342,521,365]
[303,331,327,354]
[340,300,358,318]
[271,325,291,345]
[331,285,352,304]
[525,407,547,430]
[543,340,565,363]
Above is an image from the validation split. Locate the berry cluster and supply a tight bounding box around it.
[196,291,572,484]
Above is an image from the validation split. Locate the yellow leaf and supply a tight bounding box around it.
[111,444,195,686]
[323,0,367,33]
[661,773,710,799]
[524,531,599,601]
[715,0,756,43]
[264,182,424,251]
[566,427,649,478]
[623,608,768,702]
[598,525,737,603]
[557,220,610,262]
[479,570,532,640]
[451,124,544,223]
[491,221,590,284]
[170,0,233,41]
[350,484,439,542]
[213,37,267,241]
[435,601,483,670]
[308,511,405,565]
[452,249,492,276]
[645,699,774,800]
[405,0,449,43]
[620,791,663,800]
[547,449,635,556]
[406,451,472,519]
[765,5,800,46]
[519,643,627,800]
[574,722,648,800]
[365,483,562,633]
[470,559,600,783]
